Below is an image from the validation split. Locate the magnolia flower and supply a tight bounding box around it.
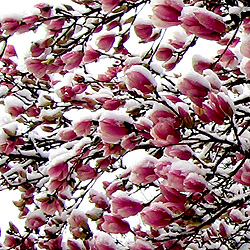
[26,210,46,230]
[47,162,69,181]
[177,71,211,107]
[111,191,143,218]
[180,7,226,40]
[61,51,83,70]
[101,215,130,234]
[150,120,181,146]
[129,155,158,184]
[234,161,250,185]
[96,34,115,52]
[99,112,132,144]
[26,58,48,78]
[75,163,97,181]
[134,22,153,41]
[155,45,173,61]
[151,0,184,28]
[125,65,156,95]
[89,189,109,210]
[141,202,173,229]
[100,0,120,12]
[83,46,100,63]
[59,128,77,141]
[93,232,117,250]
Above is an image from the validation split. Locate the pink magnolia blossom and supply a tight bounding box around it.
[151,0,184,29]
[4,235,21,248]
[100,0,120,12]
[96,34,115,52]
[180,7,226,40]
[160,184,187,212]
[202,92,234,124]
[164,145,192,160]
[23,15,39,25]
[121,132,138,150]
[104,180,126,197]
[7,106,25,117]
[67,239,86,250]
[134,117,153,140]
[48,179,68,193]
[192,55,212,74]
[177,71,211,107]
[26,210,46,230]
[34,3,52,17]
[47,162,69,181]
[3,44,16,58]
[59,128,77,141]
[203,69,222,91]
[183,172,207,193]
[99,112,132,143]
[101,214,130,234]
[217,49,238,69]
[68,209,90,238]
[134,23,153,41]
[163,240,183,250]
[61,51,83,70]
[83,46,100,63]
[155,159,205,192]
[1,18,20,34]
[40,197,64,215]
[0,137,25,155]
[75,163,97,181]
[129,238,155,250]
[155,45,173,61]
[150,120,181,146]
[93,232,117,250]
[234,161,250,185]
[125,65,156,95]
[47,19,65,32]
[141,202,173,229]
[59,86,76,102]
[26,106,40,117]
[26,58,48,78]
[89,189,109,209]
[39,236,62,250]
[111,191,144,218]
[129,155,158,184]
[102,99,123,110]
[74,119,92,136]
[148,103,181,127]
[202,102,225,125]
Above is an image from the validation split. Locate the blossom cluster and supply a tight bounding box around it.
[1,0,250,249]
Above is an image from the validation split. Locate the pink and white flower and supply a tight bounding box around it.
[111,191,143,218]
[99,111,132,144]
[180,7,226,40]
[177,71,211,107]
[101,214,130,234]
[141,202,173,229]
[151,0,184,29]
[125,65,157,95]
[61,51,83,70]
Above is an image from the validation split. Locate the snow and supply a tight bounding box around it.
[99,110,133,123]
[4,95,24,108]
